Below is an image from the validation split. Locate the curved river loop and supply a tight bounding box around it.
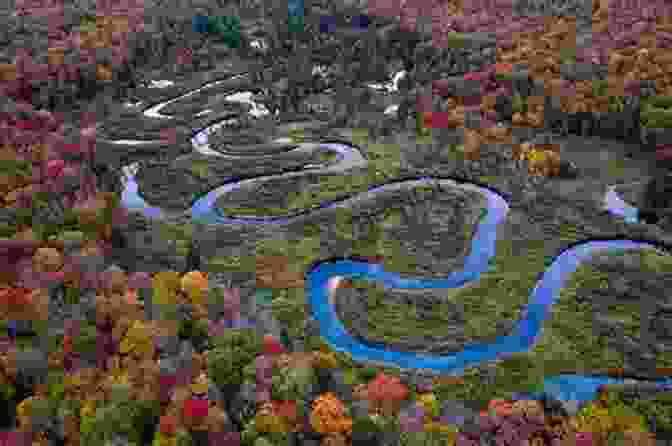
[100,72,672,405]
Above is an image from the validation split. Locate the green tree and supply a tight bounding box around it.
[208,329,262,389]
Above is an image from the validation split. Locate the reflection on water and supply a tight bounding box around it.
[194,131,209,146]
[384,104,398,116]
[190,119,243,156]
[121,163,170,220]
[106,139,158,146]
[144,74,248,119]
[272,137,294,144]
[604,185,639,224]
[224,91,271,118]
[251,39,268,51]
[327,277,342,294]
[122,142,362,225]
[366,70,407,93]
[148,80,176,88]
[116,69,404,150]
[312,65,329,77]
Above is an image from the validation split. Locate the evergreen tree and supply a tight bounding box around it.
[183,237,202,274]
[280,326,292,353]
[639,169,672,224]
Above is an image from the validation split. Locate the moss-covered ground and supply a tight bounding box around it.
[216,128,404,217]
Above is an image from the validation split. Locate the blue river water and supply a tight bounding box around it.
[116,78,672,406]
[604,184,639,224]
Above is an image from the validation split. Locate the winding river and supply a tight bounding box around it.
[107,72,672,404]
[603,184,639,224]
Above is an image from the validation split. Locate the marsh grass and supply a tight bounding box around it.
[318,150,339,164]
[442,143,464,161]
[14,336,35,350]
[270,287,308,339]
[381,207,403,226]
[221,205,292,217]
[350,127,372,147]
[288,129,307,143]
[156,221,195,257]
[478,175,497,185]
[205,255,242,273]
[307,223,672,404]
[251,240,670,405]
[216,130,403,217]
[532,246,672,371]
[559,47,576,64]
[362,291,467,343]
[375,220,448,277]
[414,133,433,146]
[341,367,358,385]
[189,160,212,179]
[532,265,629,374]
[638,248,672,273]
[606,157,627,178]
[445,32,467,49]
[346,234,545,348]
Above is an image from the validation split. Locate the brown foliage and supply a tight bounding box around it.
[255,255,304,289]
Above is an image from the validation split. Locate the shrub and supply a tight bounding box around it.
[207,329,262,389]
[0,223,15,238]
[591,79,608,97]
[401,429,458,446]
[646,96,672,109]
[359,366,379,381]
[351,415,384,446]
[253,437,274,446]
[271,364,314,401]
[80,396,156,445]
[641,106,672,128]
[46,370,64,404]
[607,403,649,433]
[241,415,260,446]
[178,319,209,349]
[176,430,193,446]
[0,381,15,400]
[270,290,306,337]
[71,321,97,357]
[631,391,672,435]
[127,399,162,446]
[80,399,136,445]
[608,96,625,113]
[511,93,527,115]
